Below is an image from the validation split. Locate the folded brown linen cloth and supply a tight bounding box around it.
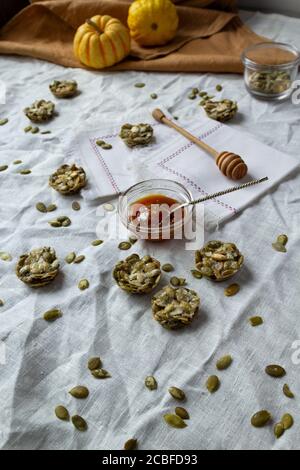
[0,0,265,73]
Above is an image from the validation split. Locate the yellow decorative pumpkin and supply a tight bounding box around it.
[128,0,178,47]
[73,15,131,69]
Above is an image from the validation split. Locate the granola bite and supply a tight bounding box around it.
[49,164,86,195]
[16,247,59,287]
[49,80,78,98]
[113,254,161,294]
[24,100,55,123]
[195,240,244,281]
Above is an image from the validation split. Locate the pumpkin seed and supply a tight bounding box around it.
[216,84,223,92]
[168,386,185,401]
[162,263,174,272]
[0,299,4,307]
[129,236,138,245]
[74,255,85,264]
[19,169,31,175]
[91,239,103,246]
[118,242,131,250]
[0,118,8,126]
[283,383,294,399]
[65,252,76,264]
[31,127,39,134]
[173,116,179,120]
[191,269,202,279]
[164,414,187,429]
[145,376,157,390]
[72,201,81,211]
[188,92,197,100]
[277,234,288,246]
[199,91,207,97]
[124,438,137,450]
[71,415,87,431]
[281,413,293,430]
[36,202,47,213]
[88,356,102,371]
[102,143,112,150]
[43,308,62,321]
[78,279,89,290]
[91,368,111,379]
[69,385,89,399]
[96,140,105,146]
[41,130,51,135]
[0,165,8,172]
[251,410,271,427]
[49,220,61,227]
[272,242,286,253]
[61,217,71,227]
[206,375,220,393]
[265,364,286,378]
[224,283,240,296]
[274,422,284,439]
[13,160,22,165]
[170,276,180,287]
[150,93,158,99]
[134,83,145,88]
[24,125,32,132]
[0,252,12,261]
[46,203,57,212]
[216,355,232,371]
[103,203,115,212]
[249,316,263,326]
[55,405,69,421]
[175,407,190,420]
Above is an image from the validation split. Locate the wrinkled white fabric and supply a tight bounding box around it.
[0,11,300,450]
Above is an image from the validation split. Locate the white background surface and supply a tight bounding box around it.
[0,11,300,450]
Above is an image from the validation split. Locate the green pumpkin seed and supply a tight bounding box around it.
[13,160,22,165]
[118,242,131,250]
[129,236,138,245]
[96,140,105,146]
[224,283,240,296]
[124,438,137,450]
[55,405,69,421]
[272,242,286,253]
[19,169,31,175]
[188,92,197,100]
[74,255,85,264]
[0,252,12,261]
[36,202,47,213]
[173,116,179,120]
[65,252,76,264]
[150,93,158,99]
[49,220,62,227]
[0,165,8,172]
[277,234,288,246]
[170,276,180,287]
[88,356,102,371]
[91,239,103,246]
[216,84,223,92]
[72,201,81,211]
[249,316,263,326]
[199,91,207,97]
[216,355,232,371]
[0,118,8,126]
[78,279,89,290]
[31,127,39,134]
[0,299,4,307]
[265,364,286,378]
[43,308,62,322]
[251,410,271,427]
[191,269,202,279]
[164,414,187,429]
[61,217,71,227]
[46,203,57,212]
[134,83,145,88]
[91,368,111,379]
[206,375,220,393]
[281,413,293,430]
[175,407,189,420]
[283,383,294,399]
[24,125,32,132]
[161,263,174,272]
[102,143,112,150]
[168,386,185,401]
[274,422,284,439]
[71,415,87,431]
[69,385,89,399]
[41,130,51,135]
[145,376,157,390]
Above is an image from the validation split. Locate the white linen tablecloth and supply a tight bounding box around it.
[0,11,300,450]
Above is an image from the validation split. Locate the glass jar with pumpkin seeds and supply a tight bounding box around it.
[242,42,299,101]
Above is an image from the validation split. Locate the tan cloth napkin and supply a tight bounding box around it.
[0,0,265,73]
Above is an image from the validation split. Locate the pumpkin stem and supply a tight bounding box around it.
[86,18,102,35]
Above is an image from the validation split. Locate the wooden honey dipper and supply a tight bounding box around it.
[152,109,248,180]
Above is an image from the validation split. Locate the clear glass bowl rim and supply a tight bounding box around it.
[241,41,300,69]
[118,178,193,236]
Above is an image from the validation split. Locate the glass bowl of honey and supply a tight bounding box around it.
[118,179,193,241]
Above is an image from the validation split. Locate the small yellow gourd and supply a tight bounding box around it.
[128,0,179,47]
[73,15,131,69]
